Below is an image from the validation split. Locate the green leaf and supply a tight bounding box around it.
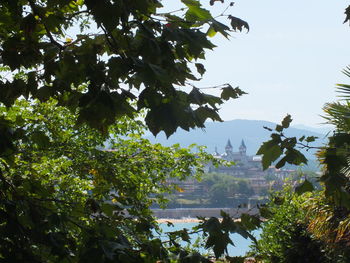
[207,25,217,37]
[180,229,191,242]
[209,0,224,5]
[257,140,283,170]
[85,0,120,31]
[188,87,206,105]
[194,106,222,124]
[31,131,50,148]
[263,126,273,132]
[205,231,232,258]
[275,124,283,132]
[99,240,130,260]
[201,217,221,233]
[182,0,212,22]
[228,15,249,32]
[281,114,292,128]
[240,213,261,231]
[221,86,246,100]
[259,206,273,219]
[295,179,314,195]
[195,63,206,76]
[273,196,285,205]
[35,86,55,101]
[275,156,287,169]
[181,0,200,7]
[207,19,230,38]
[305,136,317,142]
[284,149,308,166]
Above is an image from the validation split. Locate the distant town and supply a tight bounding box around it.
[157,139,304,210]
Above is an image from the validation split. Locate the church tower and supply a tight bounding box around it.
[225,139,233,155]
[239,139,246,156]
[213,146,220,156]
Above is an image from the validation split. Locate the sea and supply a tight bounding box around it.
[157,222,261,257]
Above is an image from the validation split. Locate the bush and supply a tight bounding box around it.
[251,188,330,263]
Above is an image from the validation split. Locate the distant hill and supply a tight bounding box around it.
[147,119,328,162]
[291,124,334,136]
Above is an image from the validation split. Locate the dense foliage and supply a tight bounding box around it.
[202,173,254,207]
[255,68,350,262]
[0,98,219,262]
[0,0,246,148]
[2,1,350,262]
[0,96,260,262]
[0,1,254,261]
[252,188,329,263]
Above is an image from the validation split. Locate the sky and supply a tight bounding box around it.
[162,0,350,128]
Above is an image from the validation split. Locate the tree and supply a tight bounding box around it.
[253,5,350,255]
[0,0,247,149]
[0,98,216,262]
[202,173,254,207]
[255,67,350,262]
[4,1,350,261]
[0,98,260,262]
[0,1,254,261]
[252,187,330,263]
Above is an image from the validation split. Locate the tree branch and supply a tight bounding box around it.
[28,0,64,50]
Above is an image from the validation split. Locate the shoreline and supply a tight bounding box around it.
[156,218,248,223]
[156,218,201,223]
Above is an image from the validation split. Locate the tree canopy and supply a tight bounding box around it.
[3,1,350,262]
[0,1,255,262]
[0,0,247,145]
[0,98,219,262]
[254,68,350,262]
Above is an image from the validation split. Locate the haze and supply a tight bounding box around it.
[162,0,350,128]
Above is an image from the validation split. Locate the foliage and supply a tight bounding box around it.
[259,67,350,205]
[256,115,312,171]
[297,69,350,261]
[195,211,260,259]
[256,103,349,207]
[304,193,350,262]
[252,188,330,263]
[202,173,254,207]
[164,172,256,208]
[0,98,216,262]
[0,0,247,146]
[2,1,350,262]
[255,67,350,262]
[0,1,256,261]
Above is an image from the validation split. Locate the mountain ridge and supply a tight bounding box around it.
[147,119,327,160]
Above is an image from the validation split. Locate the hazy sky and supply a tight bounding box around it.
[162,0,350,127]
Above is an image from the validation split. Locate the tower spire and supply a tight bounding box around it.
[213,146,219,156]
[225,139,233,154]
[239,139,246,155]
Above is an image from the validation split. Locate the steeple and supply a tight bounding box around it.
[225,139,233,154]
[239,139,246,155]
[213,146,220,156]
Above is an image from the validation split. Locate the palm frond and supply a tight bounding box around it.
[336,84,350,99]
[342,66,350,78]
[323,102,350,132]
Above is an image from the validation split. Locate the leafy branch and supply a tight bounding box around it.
[28,0,64,50]
[257,114,318,170]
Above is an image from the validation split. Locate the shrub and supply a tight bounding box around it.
[251,188,330,263]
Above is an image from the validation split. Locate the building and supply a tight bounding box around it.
[166,139,295,203]
[210,139,263,176]
[208,139,295,193]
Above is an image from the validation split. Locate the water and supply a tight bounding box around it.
[157,222,261,257]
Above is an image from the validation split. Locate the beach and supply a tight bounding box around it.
[156,218,202,223]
